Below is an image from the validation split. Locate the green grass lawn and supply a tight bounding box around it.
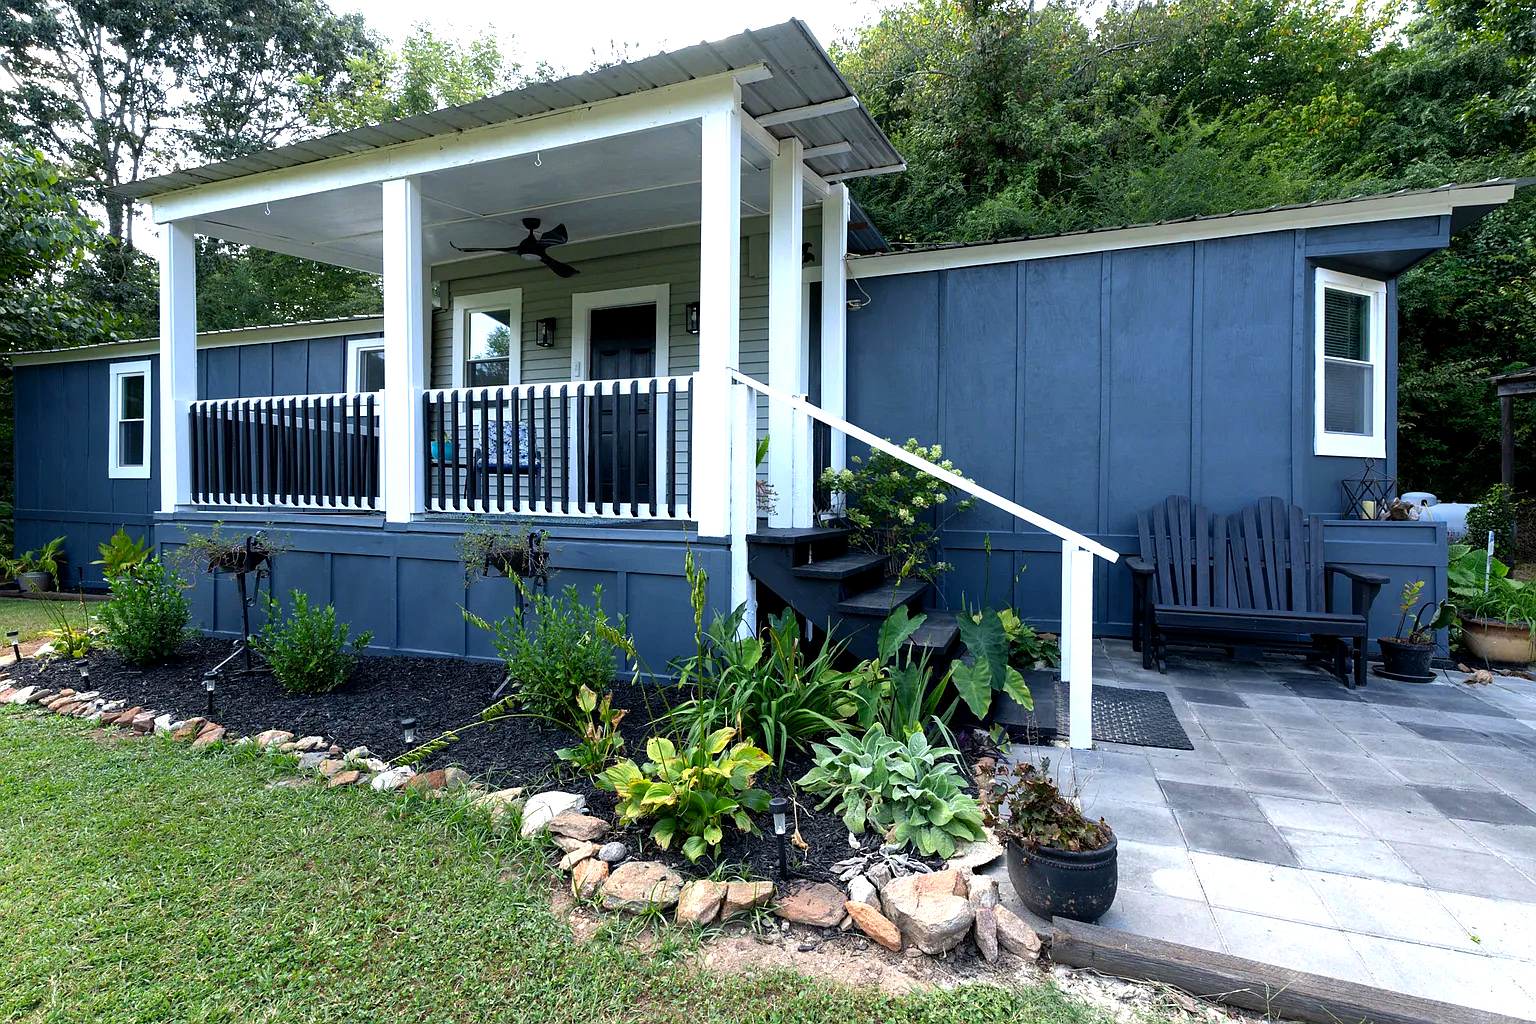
[0,597,98,642]
[0,710,1148,1024]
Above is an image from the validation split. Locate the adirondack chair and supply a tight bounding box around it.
[1127,496,1388,688]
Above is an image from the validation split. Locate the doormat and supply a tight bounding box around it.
[1054,682,1194,750]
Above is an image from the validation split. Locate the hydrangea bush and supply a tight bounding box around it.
[820,439,976,581]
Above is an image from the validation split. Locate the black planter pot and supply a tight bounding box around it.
[1378,636,1435,680]
[1005,830,1118,923]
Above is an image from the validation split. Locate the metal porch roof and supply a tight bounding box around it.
[115,20,903,204]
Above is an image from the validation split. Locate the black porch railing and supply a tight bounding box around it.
[422,375,694,519]
[188,394,381,509]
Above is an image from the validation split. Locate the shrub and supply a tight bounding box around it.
[465,583,625,724]
[92,528,150,578]
[1465,484,1522,563]
[251,590,372,694]
[97,560,192,666]
[797,724,986,858]
[820,439,976,581]
[598,727,772,862]
[1448,542,1536,627]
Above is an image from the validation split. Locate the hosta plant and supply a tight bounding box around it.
[554,684,628,776]
[797,724,986,858]
[597,727,772,862]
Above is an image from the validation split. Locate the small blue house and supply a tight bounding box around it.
[5,20,1520,746]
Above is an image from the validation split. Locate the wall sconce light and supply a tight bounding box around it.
[535,317,557,348]
[685,301,700,335]
[769,795,789,880]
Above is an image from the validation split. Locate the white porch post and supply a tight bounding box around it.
[158,221,197,513]
[767,136,808,528]
[382,177,428,523]
[819,184,850,477]
[1062,542,1095,749]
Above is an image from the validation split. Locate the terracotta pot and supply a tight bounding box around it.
[1459,616,1536,665]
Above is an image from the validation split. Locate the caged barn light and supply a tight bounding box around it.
[769,796,789,880]
[400,717,417,747]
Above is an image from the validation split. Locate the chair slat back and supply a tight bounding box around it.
[1223,496,1326,613]
[1138,496,1219,607]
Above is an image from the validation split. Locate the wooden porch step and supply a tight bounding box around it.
[747,526,850,547]
[837,580,929,617]
[907,609,960,654]
[793,552,886,581]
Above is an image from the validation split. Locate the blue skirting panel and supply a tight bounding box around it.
[153,517,730,671]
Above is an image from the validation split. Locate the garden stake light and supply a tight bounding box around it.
[204,671,217,716]
[770,796,789,880]
[79,664,90,688]
[7,630,19,662]
[400,717,417,746]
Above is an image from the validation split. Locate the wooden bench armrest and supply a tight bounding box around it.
[1324,564,1390,587]
[1125,556,1155,576]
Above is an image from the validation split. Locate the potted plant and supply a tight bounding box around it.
[455,522,550,585]
[1448,543,1536,664]
[431,430,454,461]
[984,758,1116,923]
[4,536,66,593]
[1377,580,1454,680]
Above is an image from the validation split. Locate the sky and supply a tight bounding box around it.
[333,0,897,76]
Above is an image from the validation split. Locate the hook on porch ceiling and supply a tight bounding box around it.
[264,202,271,216]
[534,152,541,168]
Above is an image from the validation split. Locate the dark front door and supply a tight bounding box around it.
[588,304,656,510]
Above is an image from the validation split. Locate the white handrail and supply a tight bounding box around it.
[727,368,1119,563]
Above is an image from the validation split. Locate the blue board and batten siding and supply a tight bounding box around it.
[845,219,1445,644]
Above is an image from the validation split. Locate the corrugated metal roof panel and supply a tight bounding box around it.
[115,20,901,202]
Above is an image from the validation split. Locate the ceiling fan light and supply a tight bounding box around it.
[519,251,542,262]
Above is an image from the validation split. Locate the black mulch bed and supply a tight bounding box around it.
[6,637,952,884]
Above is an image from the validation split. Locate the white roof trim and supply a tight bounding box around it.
[848,183,1518,278]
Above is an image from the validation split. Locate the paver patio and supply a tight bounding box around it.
[981,641,1536,1019]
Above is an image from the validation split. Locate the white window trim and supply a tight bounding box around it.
[108,359,152,479]
[568,284,670,381]
[450,286,523,388]
[346,335,385,392]
[1313,267,1387,459]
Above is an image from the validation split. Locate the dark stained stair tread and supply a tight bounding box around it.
[747,527,850,546]
[792,552,887,580]
[836,580,930,615]
[905,609,959,652]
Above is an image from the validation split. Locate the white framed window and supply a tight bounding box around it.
[451,287,522,388]
[1313,268,1387,458]
[346,335,385,392]
[108,359,152,479]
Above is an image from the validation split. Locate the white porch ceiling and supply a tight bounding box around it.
[184,120,811,273]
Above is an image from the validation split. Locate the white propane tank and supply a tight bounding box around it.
[1407,492,1474,540]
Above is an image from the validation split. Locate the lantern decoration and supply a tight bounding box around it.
[1340,459,1396,521]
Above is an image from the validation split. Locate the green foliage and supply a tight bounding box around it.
[250,590,372,695]
[1393,580,1455,643]
[821,439,976,581]
[41,599,99,658]
[666,606,862,768]
[92,529,150,578]
[97,560,192,667]
[465,584,626,725]
[1448,542,1536,626]
[2,535,66,585]
[454,522,549,585]
[1464,484,1522,562]
[952,608,1033,720]
[848,606,961,740]
[554,685,628,776]
[797,724,985,859]
[598,728,773,863]
[984,758,1111,853]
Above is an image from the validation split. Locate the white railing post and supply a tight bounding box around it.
[158,221,197,513]
[1068,544,1095,749]
[819,184,850,477]
[767,135,806,528]
[694,94,741,539]
[730,381,757,631]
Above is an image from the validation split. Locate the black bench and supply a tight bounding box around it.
[1127,496,1388,688]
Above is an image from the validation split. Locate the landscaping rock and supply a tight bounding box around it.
[993,905,1044,958]
[0,687,15,701]
[442,767,470,790]
[552,835,589,854]
[405,769,448,792]
[292,735,326,752]
[847,874,879,908]
[946,833,1005,874]
[571,858,608,900]
[191,725,226,749]
[601,861,684,914]
[27,688,56,704]
[344,746,373,761]
[370,766,415,791]
[968,874,999,910]
[5,686,38,704]
[845,901,902,952]
[773,882,848,928]
[547,812,608,842]
[256,729,294,748]
[130,712,156,732]
[153,714,175,736]
[113,706,142,726]
[676,880,724,926]
[720,881,775,920]
[974,906,1000,963]
[520,791,588,837]
[317,758,346,777]
[297,752,326,770]
[472,788,527,824]
[557,842,599,872]
[597,841,627,863]
[880,871,973,955]
[327,770,363,787]
[171,717,206,741]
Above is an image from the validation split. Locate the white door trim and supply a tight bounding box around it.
[568,284,670,381]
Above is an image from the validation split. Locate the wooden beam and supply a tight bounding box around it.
[1502,393,1515,487]
[1495,379,1536,398]
[753,95,860,127]
[1050,916,1530,1024]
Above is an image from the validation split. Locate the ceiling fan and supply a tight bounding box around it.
[450,218,579,278]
